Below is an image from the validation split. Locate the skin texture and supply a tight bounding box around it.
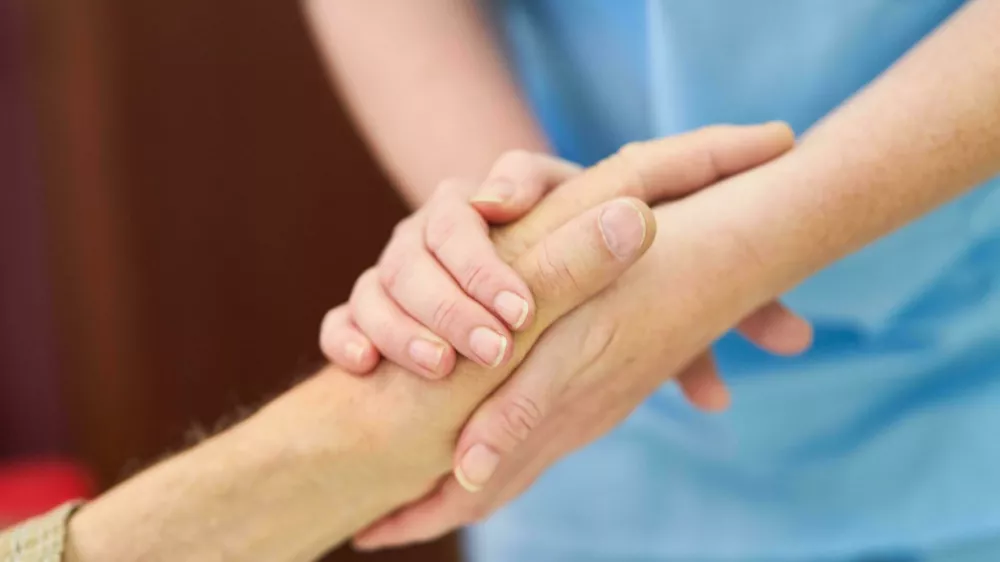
[62,193,656,562]
[60,123,793,562]
[308,0,810,408]
[350,0,1000,548]
[321,152,812,407]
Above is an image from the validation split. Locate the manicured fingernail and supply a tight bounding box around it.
[493,291,530,330]
[469,327,507,367]
[599,200,646,260]
[408,338,446,373]
[455,444,500,492]
[470,178,515,204]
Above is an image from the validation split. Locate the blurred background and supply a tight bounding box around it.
[1,1,455,559]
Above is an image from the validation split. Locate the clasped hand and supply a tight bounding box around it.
[320,123,812,549]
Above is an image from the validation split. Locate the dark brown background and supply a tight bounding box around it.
[5,0,458,560]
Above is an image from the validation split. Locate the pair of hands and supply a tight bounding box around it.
[321,123,812,549]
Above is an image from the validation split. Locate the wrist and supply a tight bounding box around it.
[668,154,820,306]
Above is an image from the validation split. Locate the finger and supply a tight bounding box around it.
[424,193,535,331]
[736,300,813,356]
[470,150,581,224]
[380,246,515,369]
[675,352,732,412]
[358,420,563,549]
[450,198,656,492]
[515,197,656,334]
[318,305,379,374]
[494,122,795,254]
[350,269,457,379]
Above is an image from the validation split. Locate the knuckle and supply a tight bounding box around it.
[533,238,582,295]
[431,298,463,333]
[424,212,460,253]
[351,268,378,299]
[609,141,650,200]
[495,393,544,444]
[382,218,419,262]
[457,259,493,295]
[377,257,406,294]
[690,124,739,181]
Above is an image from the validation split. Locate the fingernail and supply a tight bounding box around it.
[599,200,646,260]
[470,178,515,204]
[455,444,500,492]
[469,327,508,367]
[493,291,530,330]
[408,338,446,373]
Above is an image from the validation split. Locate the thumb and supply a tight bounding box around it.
[451,197,655,492]
[409,197,656,444]
[514,197,656,338]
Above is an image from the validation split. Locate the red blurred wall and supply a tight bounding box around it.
[0,0,66,457]
[11,0,460,560]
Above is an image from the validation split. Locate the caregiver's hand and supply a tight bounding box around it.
[320,155,581,377]
[352,123,813,549]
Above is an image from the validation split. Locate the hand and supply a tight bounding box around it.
[351,123,812,549]
[320,154,582,377]
[322,146,807,412]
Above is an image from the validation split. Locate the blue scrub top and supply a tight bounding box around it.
[470,1,1000,560]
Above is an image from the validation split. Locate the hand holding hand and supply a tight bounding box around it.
[351,123,812,549]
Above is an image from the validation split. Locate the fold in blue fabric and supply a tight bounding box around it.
[471,1,1000,559]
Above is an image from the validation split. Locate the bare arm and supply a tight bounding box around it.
[303,0,547,206]
[56,121,797,561]
[717,0,1000,300]
[344,3,1000,542]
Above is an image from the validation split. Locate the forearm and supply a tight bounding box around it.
[712,0,1000,300]
[63,370,408,562]
[303,0,548,205]
[62,314,575,561]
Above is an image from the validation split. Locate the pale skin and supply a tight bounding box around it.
[58,123,794,562]
[308,0,1000,549]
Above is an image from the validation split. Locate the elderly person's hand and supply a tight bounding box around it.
[319,123,811,548]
